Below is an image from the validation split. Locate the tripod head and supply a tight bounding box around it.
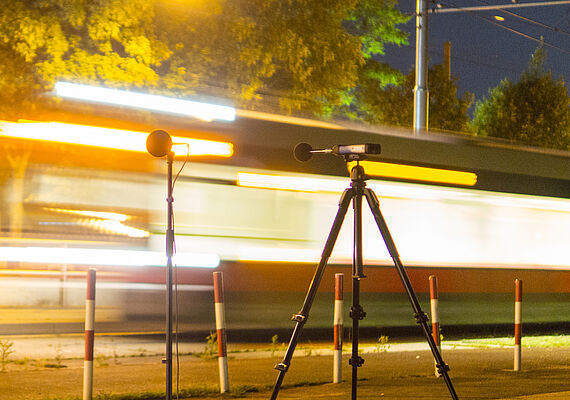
[350,162,368,183]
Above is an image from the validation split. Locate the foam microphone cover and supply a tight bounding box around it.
[294,142,313,162]
[146,130,173,157]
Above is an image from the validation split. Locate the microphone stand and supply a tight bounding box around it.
[146,130,177,400]
[164,150,174,400]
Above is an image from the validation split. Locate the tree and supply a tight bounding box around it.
[0,0,171,117]
[472,46,570,151]
[0,0,409,119]
[156,0,409,116]
[354,63,473,132]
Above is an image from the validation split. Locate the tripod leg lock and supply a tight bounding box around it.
[274,362,289,372]
[414,311,429,324]
[349,356,365,367]
[436,362,450,374]
[291,313,307,323]
[350,305,366,320]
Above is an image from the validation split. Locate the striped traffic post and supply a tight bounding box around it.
[514,279,522,371]
[213,271,229,393]
[333,273,344,383]
[429,275,441,377]
[83,268,96,400]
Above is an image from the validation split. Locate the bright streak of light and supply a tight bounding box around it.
[0,120,234,157]
[79,219,150,238]
[236,170,570,213]
[236,170,473,200]
[0,247,220,268]
[54,81,236,122]
[238,247,351,264]
[237,245,570,270]
[347,161,478,187]
[43,208,149,238]
[237,172,347,193]
[45,208,129,221]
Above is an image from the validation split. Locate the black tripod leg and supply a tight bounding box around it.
[363,188,459,400]
[270,188,354,400]
[350,189,365,400]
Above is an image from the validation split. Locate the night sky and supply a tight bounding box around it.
[382,0,570,107]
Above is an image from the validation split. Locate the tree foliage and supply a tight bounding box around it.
[355,63,473,132]
[0,0,170,118]
[0,0,409,119]
[157,0,409,115]
[472,46,570,151]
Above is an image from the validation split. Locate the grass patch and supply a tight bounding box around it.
[448,335,570,348]
[43,363,67,369]
[44,385,269,400]
[44,381,331,400]
[282,380,329,389]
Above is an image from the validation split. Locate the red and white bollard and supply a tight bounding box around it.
[83,268,96,400]
[514,279,523,371]
[429,275,441,377]
[213,272,229,393]
[333,273,344,383]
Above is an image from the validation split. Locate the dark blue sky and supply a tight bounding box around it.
[382,0,570,105]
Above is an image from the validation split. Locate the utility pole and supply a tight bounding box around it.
[413,0,570,134]
[444,42,451,81]
[413,0,429,135]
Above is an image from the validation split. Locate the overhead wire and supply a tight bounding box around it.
[552,7,570,30]
[472,0,570,36]
[383,42,522,74]
[436,0,570,55]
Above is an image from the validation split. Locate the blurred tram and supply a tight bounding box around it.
[1,86,569,330]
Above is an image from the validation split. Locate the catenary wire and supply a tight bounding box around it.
[472,0,570,36]
[437,0,570,54]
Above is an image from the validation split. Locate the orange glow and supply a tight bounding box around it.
[0,120,234,157]
[347,161,477,186]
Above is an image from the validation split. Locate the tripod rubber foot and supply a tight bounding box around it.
[274,362,289,372]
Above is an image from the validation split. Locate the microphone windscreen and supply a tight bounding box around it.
[146,130,173,157]
[294,142,313,162]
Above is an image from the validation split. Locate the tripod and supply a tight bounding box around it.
[270,160,459,400]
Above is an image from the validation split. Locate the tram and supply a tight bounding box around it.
[1,83,569,330]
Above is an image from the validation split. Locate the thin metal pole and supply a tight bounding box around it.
[429,275,441,378]
[414,0,429,135]
[214,272,229,392]
[83,268,96,400]
[165,151,174,400]
[333,273,344,384]
[514,279,523,371]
